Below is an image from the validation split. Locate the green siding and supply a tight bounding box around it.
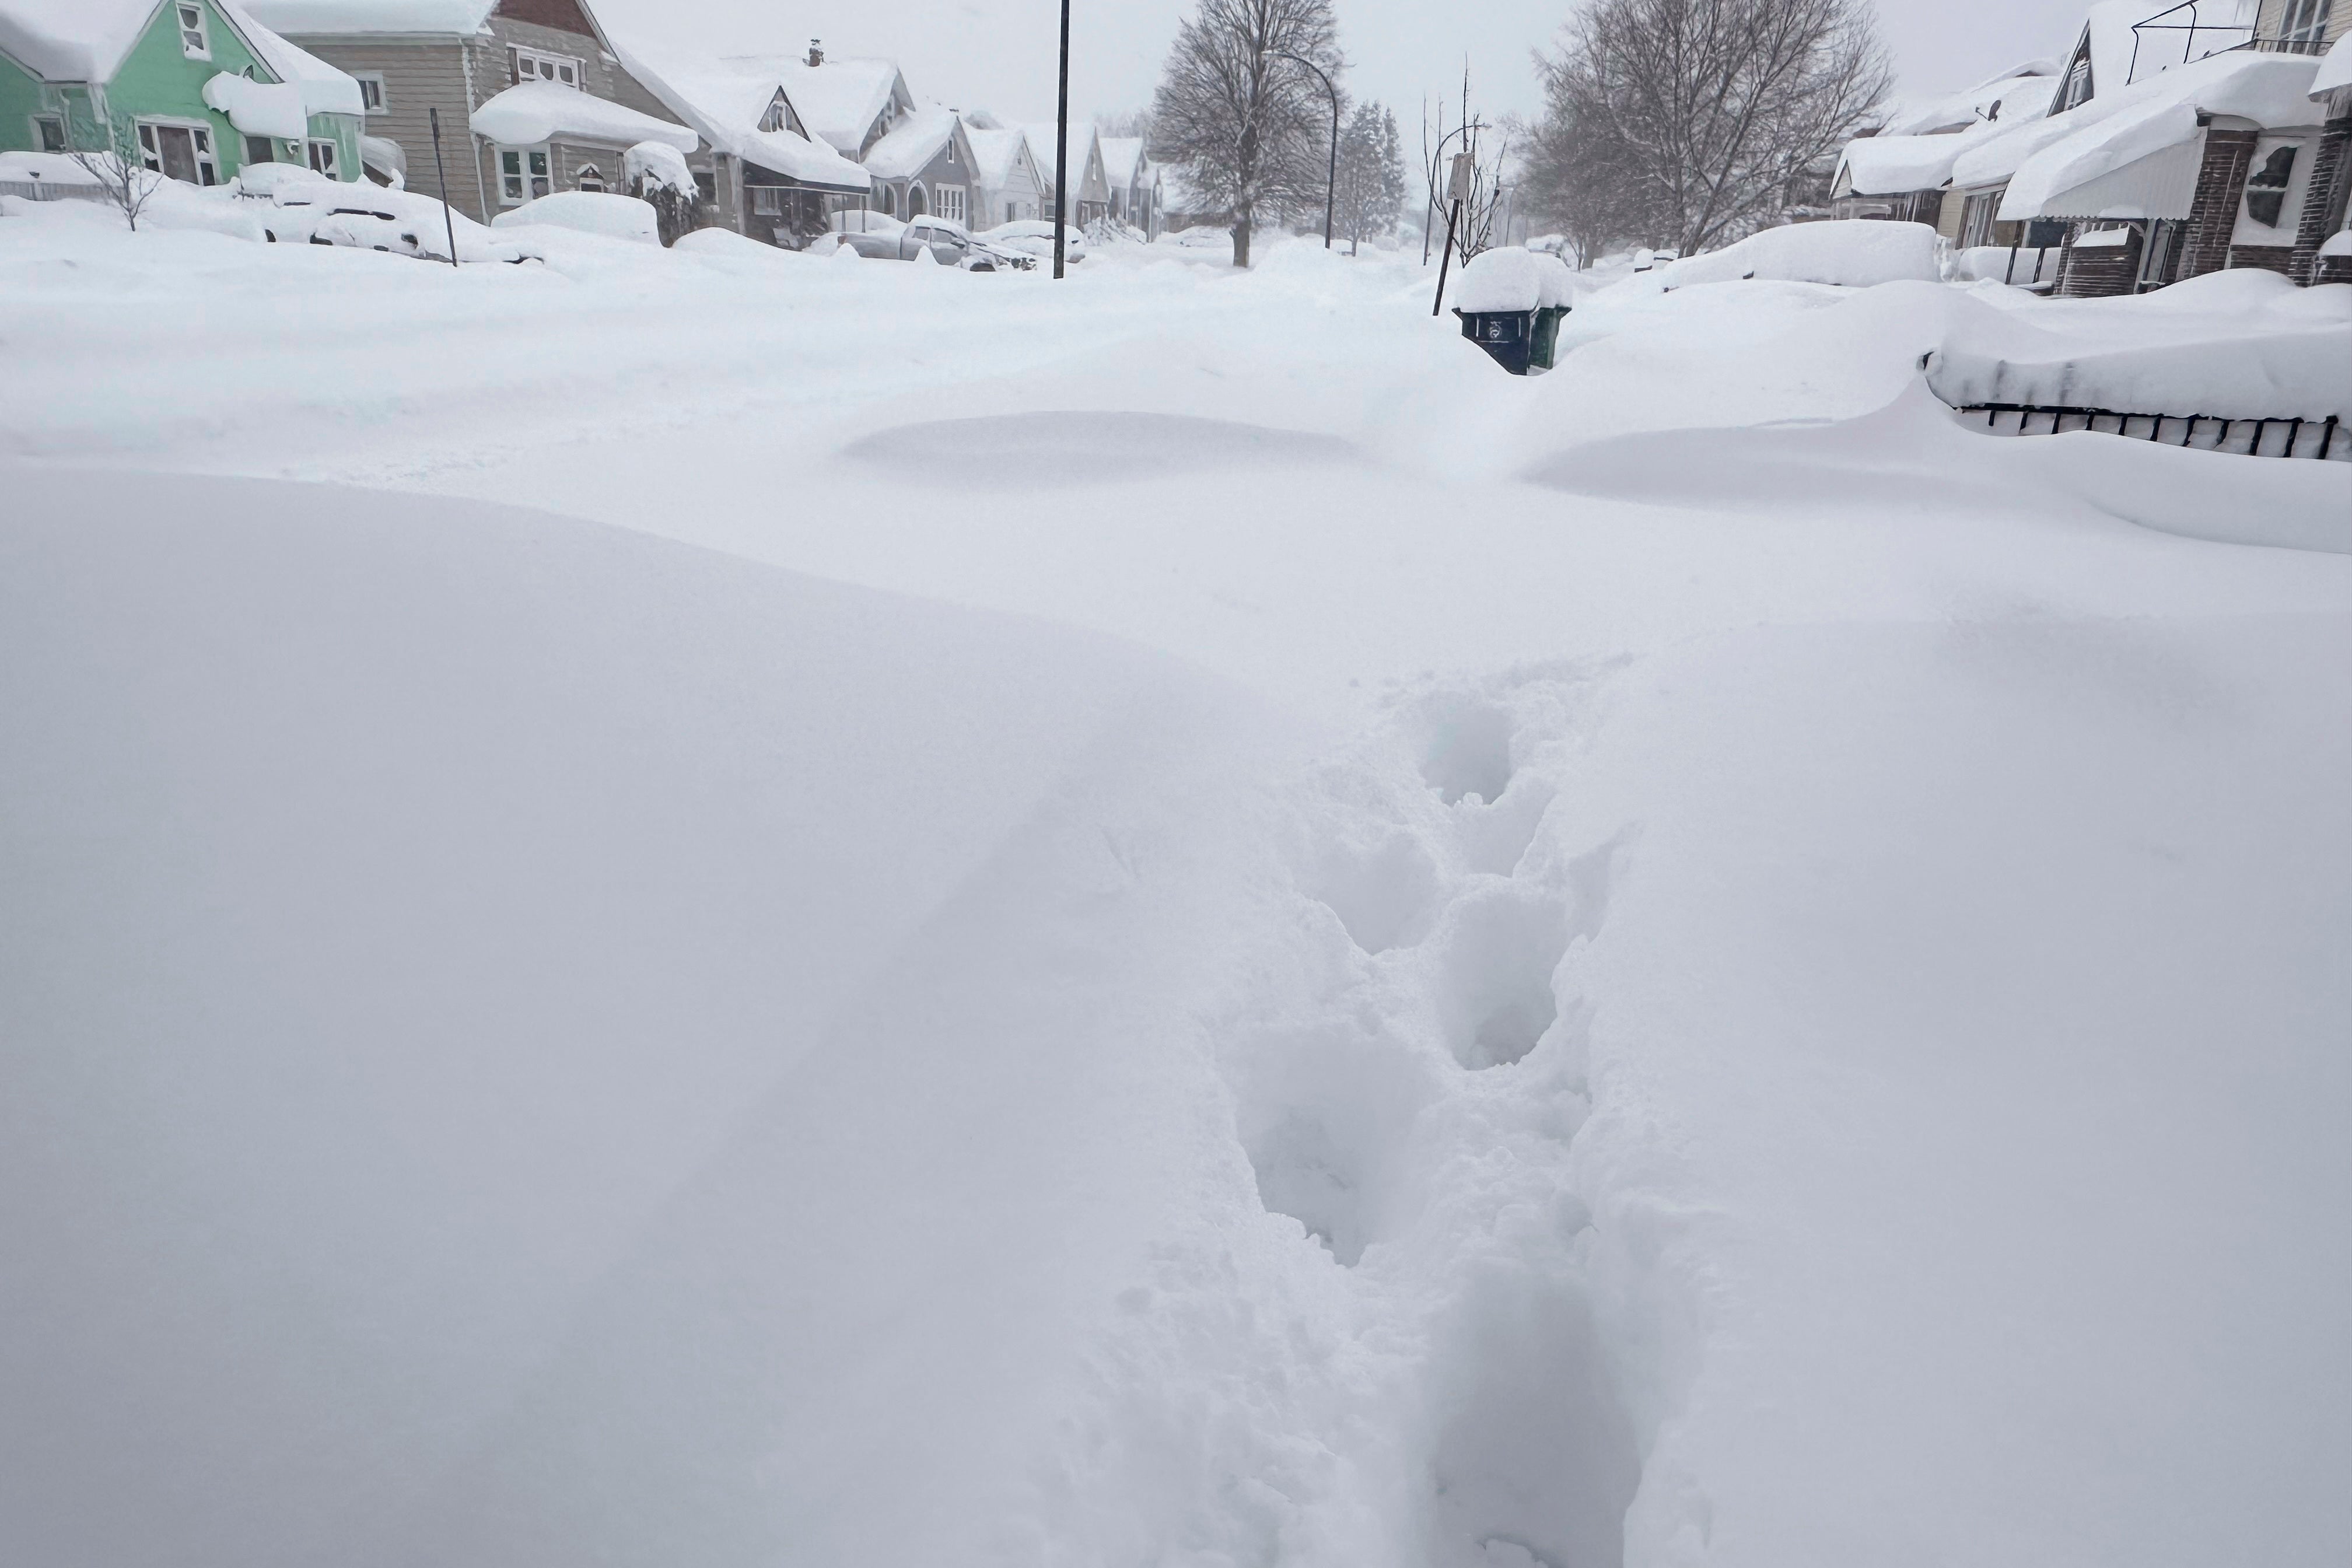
[0,2,358,180]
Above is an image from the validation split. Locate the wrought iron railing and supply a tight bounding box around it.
[2126,1,2334,82]
[1960,402,2346,460]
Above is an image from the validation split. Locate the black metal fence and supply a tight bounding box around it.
[1961,403,2345,461]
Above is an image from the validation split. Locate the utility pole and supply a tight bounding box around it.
[1054,0,1070,280]
[1273,51,1338,249]
[427,106,459,268]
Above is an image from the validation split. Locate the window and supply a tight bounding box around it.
[138,121,220,185]
[243,134,275,165]
[309,138,339,177]
[933,183,966,223]
[575,163,604,192]
[498,146,550,203]
[2278,0,2333,47]
[353,74,386,114]
[759,92,792,134]
[510,48,580,88]
[877,184,895,216]
[2241,144,2297,228]
[751,185,783,216]
[2058,50,2091,112]
[177,2,210,60]
[34,113,65,153]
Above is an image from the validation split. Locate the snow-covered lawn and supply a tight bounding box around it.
[2,202,2347,1568]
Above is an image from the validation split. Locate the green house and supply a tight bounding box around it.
[0,0,362,185]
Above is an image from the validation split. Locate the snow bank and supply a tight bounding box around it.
[1453,245,1574,312]
[1658,219,1943,288]
[491,191,659,246]
[0,149,102,187]
[470,82,697,154]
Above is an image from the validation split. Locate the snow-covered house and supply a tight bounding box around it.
[859,105,980,225]
[0,0,364,186]
[1099,135,1160,236]
[244,0,695,223]
[612,50,869,247]
[1827,62,2055,232]
[2296,37,2351,281]
[1024,118,1110,227]
[763,43,912,164]
[964,118,1046,229]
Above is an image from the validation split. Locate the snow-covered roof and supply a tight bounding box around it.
[1023,121,1102,192]
[747,55,907,156]
[470,81,697,152]
[1954,47,2318,192]
[2314,37,2350,97]
[1882,62,2058,136]
[1990,50,2323,219]
[1838,133,1979,195]
[963,125,1030,191]
[862,106,958,181]
[610,48,870,191]
[1099,136,1144,187]
[240,0,499,35]
[0,0,360,113]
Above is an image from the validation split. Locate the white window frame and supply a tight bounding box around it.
[934,182,967,223]
[2234,134,2312,244]
[751,184,783,216]
[496,144,551,205]
[511,47,582,89]
[575,162,604,192]
[308,138,340,178]
[352,73,386,114]
[136,117,220,186]
[32,113,66,153]
[176,2,211,61]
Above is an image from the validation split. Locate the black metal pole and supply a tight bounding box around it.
[1431,197,1460,316]
[427,105,458,268]
[1272,53,1338,249]
[1054,0,1070,281]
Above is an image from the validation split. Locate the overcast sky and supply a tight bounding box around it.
[596,0,2088,131]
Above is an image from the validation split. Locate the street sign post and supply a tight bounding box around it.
[1432,152,1472,316]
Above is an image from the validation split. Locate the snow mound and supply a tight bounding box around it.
[201,71,309,141]
[1454,246,1575,313]
[623,139,694,196]
[470,81,696,153]
[492,191,660,246]
[1659,220,1944,289]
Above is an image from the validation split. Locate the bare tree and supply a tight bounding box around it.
[1332,102,1406,253]
[1420,71,1514,267]
[1149,0,1340,267]
[69,112,161,233]
[1523,0,1890,258]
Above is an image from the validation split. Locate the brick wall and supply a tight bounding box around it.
[2227,244,2297,275]
[2294,116,2350,283]
[2178,127,2256,279]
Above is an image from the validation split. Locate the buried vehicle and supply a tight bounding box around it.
[830,212,1034,271]
[980,219,1086,264]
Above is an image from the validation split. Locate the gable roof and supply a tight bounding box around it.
[1023,120,1105,196]
[241,0,500,35]
[0,0,358,110]
[862,106,960,181]
[738,54,908,155]
[611,47,870,191]
[1882,62,2057,136]
[1098,135,1145,187]
[0,0,190,80]
[963,124,1035,191]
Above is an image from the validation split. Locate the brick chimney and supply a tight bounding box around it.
[807,38,824,67]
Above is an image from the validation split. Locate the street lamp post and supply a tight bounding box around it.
[1054,0,1071,279]
[1272,51,1338,249]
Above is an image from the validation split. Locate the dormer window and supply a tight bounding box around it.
[177,3,210,59]
[2059,50,2091,112]
[512,48,581,88]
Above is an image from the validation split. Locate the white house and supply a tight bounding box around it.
[963,119,1046,229]
[615,48,870,247]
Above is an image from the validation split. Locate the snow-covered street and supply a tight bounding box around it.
[4,205,2349,1568]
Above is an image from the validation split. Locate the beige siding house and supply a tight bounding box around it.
[244,0,698,224]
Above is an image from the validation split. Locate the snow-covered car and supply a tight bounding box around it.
[979,219,1085,264]
[489,190,661,246]
[830,212,1033,271]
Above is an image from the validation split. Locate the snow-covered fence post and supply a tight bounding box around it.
[427,106,459,268]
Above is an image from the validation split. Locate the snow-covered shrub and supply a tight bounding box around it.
[625,140,701,247]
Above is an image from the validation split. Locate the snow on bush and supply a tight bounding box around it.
[491,191,661,246]
[1658,219,1943,289]
[624,140,694,197]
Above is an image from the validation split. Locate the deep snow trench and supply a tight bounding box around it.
[2,215,2347,1567]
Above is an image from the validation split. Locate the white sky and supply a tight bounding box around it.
[595,1,2089,132]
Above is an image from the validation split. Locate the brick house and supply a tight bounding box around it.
[244,0,699,225]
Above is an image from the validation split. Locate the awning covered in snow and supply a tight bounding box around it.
[470,82,697,153]
[204,72,310,141]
